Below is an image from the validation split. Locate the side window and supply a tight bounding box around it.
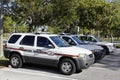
[62,37,76,45]
[91,37,97,42]
[8,35,21,43]
[37,37,54,48]
[87,37,92,41]
[79,36,84,41]
[87,37,96,42]
[20,35,35,46]
[84,36,88,41]
[82,36,88,41]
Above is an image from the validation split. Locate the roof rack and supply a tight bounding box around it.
[34,32,51,35]
[59,33,71,35]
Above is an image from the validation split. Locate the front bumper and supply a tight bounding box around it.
[74,54,94,70]
[4,50,11,58]
[108,45,116,53]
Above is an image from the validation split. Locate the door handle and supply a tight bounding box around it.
[36,49,42,52]
[19,47,24,50]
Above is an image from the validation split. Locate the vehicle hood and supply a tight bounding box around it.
[96,42,114,46]
[77,44,103,51]
[56,46,92,56]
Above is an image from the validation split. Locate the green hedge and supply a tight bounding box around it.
[115,44,120,48]
[0,57,9,67]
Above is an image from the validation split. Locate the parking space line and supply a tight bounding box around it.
[1,68,77,80]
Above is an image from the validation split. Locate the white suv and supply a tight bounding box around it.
[78,35,115,54]
[4,33,94,75]
[59,34,105,61]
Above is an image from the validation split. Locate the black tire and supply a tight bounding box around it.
[103,46,110,55]
[10,54,23,68]
[101,50,106,58]
[59,59,76,75]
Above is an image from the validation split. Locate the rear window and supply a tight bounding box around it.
[8,35,21,43]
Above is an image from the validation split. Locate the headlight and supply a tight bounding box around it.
[92,49,99,53]
[107,45,113,49]
[78,54,87,58]
[108,45,112,47]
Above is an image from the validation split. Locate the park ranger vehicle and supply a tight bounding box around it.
[4,33,94,75]
[59,33,105,61]
[78,35,115,55]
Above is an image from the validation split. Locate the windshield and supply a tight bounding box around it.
[50,36,69,47]
[93,36,102,42]
[72,36,84,45]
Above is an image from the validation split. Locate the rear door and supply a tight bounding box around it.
[19,35,36,63]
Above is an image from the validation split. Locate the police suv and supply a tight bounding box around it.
[4,33,94,75]
[59,34,105,61]
[78,35,115,54]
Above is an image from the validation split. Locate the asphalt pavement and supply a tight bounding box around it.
[0,49,120,80]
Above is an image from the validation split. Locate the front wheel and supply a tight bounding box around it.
[10,54,23,68]
[59,59,76,75]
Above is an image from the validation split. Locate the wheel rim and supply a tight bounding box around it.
[61,62,72,73]
[11,57,19,67]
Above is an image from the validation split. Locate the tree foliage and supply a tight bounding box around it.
[3,16,15,33]
[3,0,120,37]
[15,0,53,32]
[77,0,118,34]
[15,0,79,33]
[50,0,79,33]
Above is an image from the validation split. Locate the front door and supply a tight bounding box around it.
[34,36,58,66]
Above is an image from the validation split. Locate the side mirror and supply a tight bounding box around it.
[71,42,76,45]
[84,41,89,44]
[48,44,54,48]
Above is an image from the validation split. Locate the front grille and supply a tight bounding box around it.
[97,50,104,54]
[89,54,93,58]
[92,50,103,54]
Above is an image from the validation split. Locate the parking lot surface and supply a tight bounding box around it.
[0,49,120,80]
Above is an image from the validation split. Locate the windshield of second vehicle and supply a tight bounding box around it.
[72,36,84,45]
[50,36,69,47]
[94,36,102,42]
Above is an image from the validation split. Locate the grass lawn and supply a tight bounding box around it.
[115,44,120,48]
[0,57,9,68]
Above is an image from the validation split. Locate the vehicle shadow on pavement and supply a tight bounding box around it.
[23,63,61,75]
[93,49,120,70]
